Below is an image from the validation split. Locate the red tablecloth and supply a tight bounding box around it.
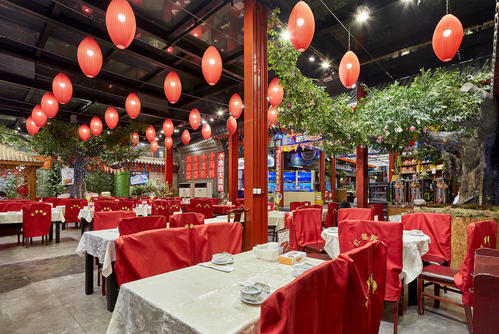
[213,205,235,215]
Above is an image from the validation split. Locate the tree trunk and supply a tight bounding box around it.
[68,155,87,199]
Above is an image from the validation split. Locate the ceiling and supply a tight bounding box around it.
[0,0,495,145]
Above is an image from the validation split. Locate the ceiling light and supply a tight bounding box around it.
[309,56,315,62]
[202,119,207,124]
[281,30,290,41]
[321,60,330,69]
[210,118,214,122]
[356,8,369,23]
[217,109,224,116]
[160,130,164,134]
[174,129,179,133]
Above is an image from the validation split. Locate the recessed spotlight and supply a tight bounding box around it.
[321,60,330,69]
[356,8,369,23]
[309,56,315,62]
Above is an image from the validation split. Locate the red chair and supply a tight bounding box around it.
[166,200,181,217]
[260,257,349,334]
[190,198,204,214]
[114,228,192,286]
[339,240,388,334]
[139,197,152,205]
[325,202,339,228]
[201,199,214,219]
[22,203,52,247]
[339,220,403,333]
[94,200,116,212]
[118,216,167,236]
[268,202,275,211]
[169,212,204,228]
[43,197,61,208]
[63,198,87,228]
[290,201,310,211]
[151,200,168,216]
[298,204,322,210]
[93,211,136,231]
[418,220,497,333]
[369,203,385,221]
[189,222,243,264]
[402,212,451,266]
[285,208,324,252]
[116,200,135,211]
[236,198,244,208]
[337,207,374,223]
[210,198,218,205]
[0,201,25,212]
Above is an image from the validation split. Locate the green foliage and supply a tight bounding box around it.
[0,124,33,152]
[85,170,115,195]
[4,174,17,199]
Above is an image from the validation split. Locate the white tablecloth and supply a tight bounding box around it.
[321,229,430,283]
[106,251,323,334]
[0,206,66,224]
[75,229,119,277]
[205,216,229,224]
[78,205,152,222]
[267,211,286,231]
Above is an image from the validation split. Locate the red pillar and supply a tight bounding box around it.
[243,0,268,250]
[330,157,336,202]
[388,152,399,183]
[356,85,368,208]
[228,133,238,203]
[319,151,325,203]
[165,147,173,187]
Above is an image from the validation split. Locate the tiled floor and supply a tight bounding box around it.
[0,227,469,334]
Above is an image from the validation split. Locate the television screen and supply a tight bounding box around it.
[268,171,276,182]
[283,172,296,183]
[283,182,296,191]
[295,183,312,191]
[298,171,312,182]
[268,182,276,192]
[130,171,149,186]
[268,155,275,168]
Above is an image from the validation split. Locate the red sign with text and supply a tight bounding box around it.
[216,153,224,192]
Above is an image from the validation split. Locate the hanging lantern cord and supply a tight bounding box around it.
[348,27,351,51]
[446,0,449,14]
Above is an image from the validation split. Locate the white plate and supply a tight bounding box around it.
[211,259,233,265]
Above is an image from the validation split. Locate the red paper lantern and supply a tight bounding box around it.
[268,78,283,106]
[150,140,158,152]
[182,130,190,145]
[125,93,141,119]
[79,124,91,141]
[166,46,173,53]
[77,37,103,78]
[164,71,182,104]
[268,106,279,125]
[163,119,174,137]
[339,51,360,89]
[52,73,73,104]
[227,116,237,135]
[189,108,201,130]
[201,46,222,86]
[90,116,103,136]
[81,5,93,16]
[105,0,136,49]
[32,105,47,127]
[229,93,243,119]
[26,117,39,136]
[190,26,202,39]
[105,106,119,129]
[164,136,173,149]
[288,1,315,53]
[41,92,58,118]
[432,14,463,62]
[131,132,139,146]
[202,123,211,140]
[145,125,156,142]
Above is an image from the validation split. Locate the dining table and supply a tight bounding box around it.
[106,251,323,334]
[77,205,152,234]
[0,205,66,243]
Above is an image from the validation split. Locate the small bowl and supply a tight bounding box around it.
[212,252,232,263]
[240,285,262,302]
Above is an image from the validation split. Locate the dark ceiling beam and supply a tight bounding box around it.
[34,3,60,58]
[177,82,242,110]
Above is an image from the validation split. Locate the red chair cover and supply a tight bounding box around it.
[290,201,310,211]
[268,202,275,211]
[339,220,403,302]
[43,197,61,208]
[402,212,451,265]
[169,212,204,228]
[22,203,52,238]
[151,200,168,216]
[94,200,116,212]
[285,208,324,251]
[236,198,244,208]
[260,257,349,334]
[325,202,339,228]
[116,200,135,211]
[63,199,86,223]
[166,200,182,217]
[190,198,204,214]
[337,208,374,223]
[454,220,497,306]
[339,240,388,334]
[118,215,167,235]
[0,202,25,212]
[210,198,218,205]
[369,203,385,221]
[93,211,136,231]
[114,228,192,286]
[201,199,214,219]
[189,222,243,263]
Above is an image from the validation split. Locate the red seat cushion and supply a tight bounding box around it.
[420,264,458,284]
[421,254,448,266]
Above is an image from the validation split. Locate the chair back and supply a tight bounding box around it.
[454,220,497,306]
[337,208,374,223]
[236,198,244,208]
[117,200,135,211]
[201,199,214,219]
[339,240,387,334]
[166,200,182,217]
[190,198,204,214]
[290,201,310,211]
[151,199,168,216]
[190,222,243,263]
[0,201,25,212]
[93,211,136,231]
[227,208,246,224]
[63,198,87,222]
[402,212,451,265]
[369,203,385,221]
[285,208,323,251]
[94,200,116,212]
[169,212,205,228]
[210,198,218,205]
[260,257,349,334]
[338,220,403,302]
[22,203,52,238]
[325,202,339,228]
[43,197,61,208]
[114,228,192,286]
[118,215,167,235]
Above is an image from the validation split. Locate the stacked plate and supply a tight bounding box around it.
[211,252,233,265]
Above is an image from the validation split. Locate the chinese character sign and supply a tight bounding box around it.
[186,155,192,180]
[275,147,282,193]
[209,152,216,178]
[216,152,224,192]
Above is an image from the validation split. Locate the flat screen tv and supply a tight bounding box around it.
[297,171,312,182]
[130,171,149,186]
[283,172,296,183]
[268,171,276,182]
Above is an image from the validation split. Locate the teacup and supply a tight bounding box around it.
[212,252,232,263]
[240,285,262,302]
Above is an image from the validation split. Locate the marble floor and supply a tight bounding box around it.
[0,227,469,334]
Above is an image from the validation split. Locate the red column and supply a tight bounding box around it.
[356,85,368,208]
[243,0,268,251]
[388,152,399,183]
[228,133,238,203]
[165,147,173,187]
[330,157,336,202]
[319,151,325,203]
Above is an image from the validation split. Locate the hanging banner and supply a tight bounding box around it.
[201,153,208,179]
[275,146,282,193]
[61,168,74,185]
[216,152,224,192]
[186,155,192,180]
[193,154,199,180]
[209,152,216,178]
